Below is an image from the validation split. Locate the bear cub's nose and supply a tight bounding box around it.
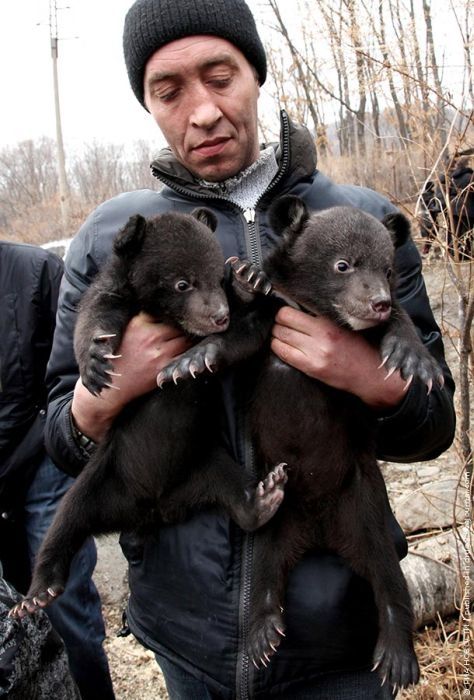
[371,298,391,314]
[212,310,229,327]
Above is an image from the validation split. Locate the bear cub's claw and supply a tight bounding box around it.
[372,634,420,692]
[248,613,286,669]
[9,586,62,619]
[253,463,288,528]
[380,334,444,393]
[228,257,272,296]
[157,342,220,387]
[81,331,122,396]
[232,463,288,532]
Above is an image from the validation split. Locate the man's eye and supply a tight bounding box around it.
[159,89,179,102]
[152,86,180,103]
[209,77,231,89]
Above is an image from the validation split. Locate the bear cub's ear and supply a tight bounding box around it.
[114,214,148,257]
[269,195,309,241]
[191,208,218,232]
[382,212,412,249]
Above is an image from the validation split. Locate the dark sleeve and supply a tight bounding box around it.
[0,247,63,469]
[44,218,101,477]
[33,252,64,397]
[375,237,456,462]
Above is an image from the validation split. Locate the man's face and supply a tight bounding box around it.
[144,36,261,182]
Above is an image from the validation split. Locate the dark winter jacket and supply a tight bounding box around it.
[0,242,63,514]
[420,162,473,257]
[448,163,474,221]
[45,113,455,699]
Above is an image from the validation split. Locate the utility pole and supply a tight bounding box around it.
[49,0,71,230]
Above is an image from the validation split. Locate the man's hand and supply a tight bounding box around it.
[71,312,193,442]
[271,307,408,410]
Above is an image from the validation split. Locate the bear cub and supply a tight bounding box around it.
[158,197,445,691]
[11,209,286,618]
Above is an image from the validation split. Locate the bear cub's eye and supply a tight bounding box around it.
[334,260,352,273]
[175,280,193,292]
[386,267,392,279]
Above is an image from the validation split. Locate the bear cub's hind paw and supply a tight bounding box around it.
[232,463,287,532]
[248,611,286,669]
[372,634,420,692]
[9,585,63,619]
[253,463,288,528]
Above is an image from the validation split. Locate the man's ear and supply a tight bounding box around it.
[269,195,310,244]
[114,214,147,257]
[191,208,218,232]
[382,212,412,249]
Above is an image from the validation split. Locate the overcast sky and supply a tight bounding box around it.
[0,1,467,153]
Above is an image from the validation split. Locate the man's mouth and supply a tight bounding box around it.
[192,137,231,158]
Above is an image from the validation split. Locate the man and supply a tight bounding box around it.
[419,156,474,260]
[0,240,115,700]
[44,1,456,698]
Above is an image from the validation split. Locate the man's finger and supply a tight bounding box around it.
[274,306,325,336]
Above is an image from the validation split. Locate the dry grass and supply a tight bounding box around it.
[0,197,89,245]
[399,616,473,699]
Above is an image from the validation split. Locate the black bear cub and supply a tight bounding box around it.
[158,197,445,691]
[10,209,286,618]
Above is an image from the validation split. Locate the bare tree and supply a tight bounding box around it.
[70,142,127,206]
[267,0,325,153]
[422,0,447,131]
[125,140,162,191]
[343,0,368,156]
[375,0,410,144]
[0,138,58,220]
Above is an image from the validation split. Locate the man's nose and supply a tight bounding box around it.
[189,89,223,130]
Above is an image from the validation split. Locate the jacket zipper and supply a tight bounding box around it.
[151,111,291,700]
[242,208,261,264]
[237,120,291,700]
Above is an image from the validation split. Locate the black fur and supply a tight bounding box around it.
[11,210,287,619]
[158,198,445,690]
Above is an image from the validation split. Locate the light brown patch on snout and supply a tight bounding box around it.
[183,291,230,336]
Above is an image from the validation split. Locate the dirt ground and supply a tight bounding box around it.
[93,255,473,700]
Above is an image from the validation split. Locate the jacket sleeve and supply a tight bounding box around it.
[44,216,101,476]
[0,247,64,509]
[34,252,64,399]
[375,235,456,462]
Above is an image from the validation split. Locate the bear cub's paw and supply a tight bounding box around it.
[156,341,222,386]
[227,257,273,296]
[236,463,288,532]
[373,632,420,692]
[248,610,286,669]
[380,333,444,393]
[81,330,123,396]
[9,584,63,618]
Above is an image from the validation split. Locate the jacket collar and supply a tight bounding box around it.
[150,111,317,200]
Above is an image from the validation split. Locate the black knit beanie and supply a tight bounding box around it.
[123,0,267,109]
